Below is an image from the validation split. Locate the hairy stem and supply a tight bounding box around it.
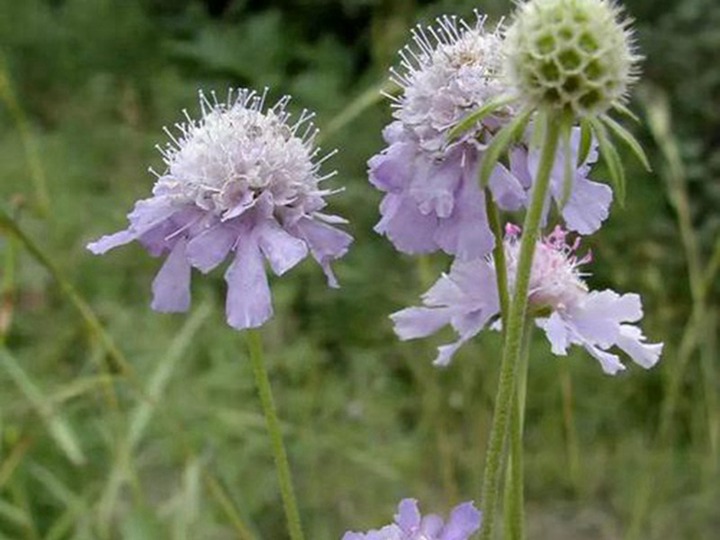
[503,319,533,540]
[246,329,305,540]
[480,116,560,539]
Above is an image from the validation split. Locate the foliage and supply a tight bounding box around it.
[0,0,718,538]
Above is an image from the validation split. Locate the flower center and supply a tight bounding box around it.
[154,91,323,215]
[504,225,589,312]
[392,17,508,153]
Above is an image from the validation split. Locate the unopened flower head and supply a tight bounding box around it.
[88,88,352,330]
[342,498,482,540]
[392,225,662,374]
[390,13,509,152]
[503,0,639,117]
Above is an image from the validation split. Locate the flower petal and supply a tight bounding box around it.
[409,151,462,218]
[433,177,494,260]
[186,223,237,273]
[538,312,570,355]
[257,220,308,276]
[391,306,454,340]
[87,230,137,255]
[440,501,482,540]
[225,236,273,329]
[151,238,191,313]
[395,499,421,531]
[616,324,663,369]
[294,218,352,288]
[376,193,439,254]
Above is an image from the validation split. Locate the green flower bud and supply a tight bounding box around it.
[503,0,639,118]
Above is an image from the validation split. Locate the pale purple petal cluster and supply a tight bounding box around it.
[369,15,508,260]
[392,226,662,374]
[342,499,481,540]
[88,89,352,329]
[369,15,613,260]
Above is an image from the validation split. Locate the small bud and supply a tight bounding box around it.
[503,0,639,118]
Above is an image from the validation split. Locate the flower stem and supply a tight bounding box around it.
[504,318,533,540]
[485,190,509,323]
[480,115,560,539]
[246,329,305,540]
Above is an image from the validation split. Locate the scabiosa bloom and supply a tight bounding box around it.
[368,14,512,260]
[342,498,481,540]
[88,89,352,329]
[369,14,613,260]
[392,225,663,374]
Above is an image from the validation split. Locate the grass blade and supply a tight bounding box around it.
[0,348,85,465]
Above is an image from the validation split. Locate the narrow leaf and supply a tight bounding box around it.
[602,114,652,171]
[0,348,85,465]
[448,94,517,141]
[578,119,593,166]
[590,118,626,205]
[479,107,533,187]
[613,102,640,123]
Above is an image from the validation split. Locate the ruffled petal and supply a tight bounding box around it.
[538,312,571,355]
[395,499,421,531]
[419,514,444,536]
[368,140,417,192]
[186,223,237,273]
[87,230,137,254]
[408,151,462,218]
[583,342,626,375]
[293,217,352,288]
[391,306,455,340]
[489,162,527,211]
[571,291,643,348]
[560,177,612,235]
[151,238,191,313]
[224,236,273,329]
[435,309,493,366]
[440,502,482,540]
[433,177,494,260]
[375,193,439,254]
[257,220,308,276]
[616,325,663,369]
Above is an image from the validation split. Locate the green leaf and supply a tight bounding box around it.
[589,117,626,205]
[447,94,516,141]
[0,348,85,465]
[612,102,640,123]
[479,107,533,187]
[578,119,593,166]
[602,114,652,171]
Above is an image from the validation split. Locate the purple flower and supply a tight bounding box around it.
[509,127,613,235]
[368,15,513,260]
[369,15,613,260]
[88,89,352,329]
[342,498,481,540]
[391,225,663,374]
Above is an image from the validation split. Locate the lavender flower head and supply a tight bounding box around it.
[342,498,481,540]
[368,14,509,260]
[88,89,352,329]
[392,225,663,374]
[369,14,613,260]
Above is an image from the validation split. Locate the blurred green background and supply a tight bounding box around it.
[0,0,718,538]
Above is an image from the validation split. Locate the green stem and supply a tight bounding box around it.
[246,329,305,540]
[485,190,509,323]
[503,319,532,540]
[480,116,560,539]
